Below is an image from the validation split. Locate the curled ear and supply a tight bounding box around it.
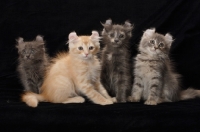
[124,20,133,29]
[16,37,24,49]
[105,19,112,25]
[143,28,156,37]
[68,31,79,44]
[16,37,24,44]
[124,20,134,36]
[165,33,173,42]
[90,31,101,42]
[101,19,112,32]
[36,35,45,44]
[165,33,173,47]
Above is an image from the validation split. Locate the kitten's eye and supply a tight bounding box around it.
[78,47,83,50]
[119,34,124,38]
[89,46,94,50]
[31,49,35,53]
[21,50,26,54]
[110,33,114,38]
[159,43,164,48]
[149,40,155,44]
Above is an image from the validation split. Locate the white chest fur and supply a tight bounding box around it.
[107,53,112,61]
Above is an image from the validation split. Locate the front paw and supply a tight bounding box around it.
[100,99,113,105]
[127,96,140,102]
[117,98,127,103]
[111,97,117,103]
[144,99,158,105]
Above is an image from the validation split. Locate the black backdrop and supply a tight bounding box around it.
[1,0,200,132]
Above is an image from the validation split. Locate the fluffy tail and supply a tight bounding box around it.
[21,92,45,107]
[180,88,200,100]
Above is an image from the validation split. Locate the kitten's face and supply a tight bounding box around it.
[102,19,133,48]
[68,31,100,60]
[16,35,45,61]
[139,28,173,57]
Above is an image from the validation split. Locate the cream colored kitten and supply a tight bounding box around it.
[22,31,116,107]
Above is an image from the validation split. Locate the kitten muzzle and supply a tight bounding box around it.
[114,39,119,43]
[154,46,159,50]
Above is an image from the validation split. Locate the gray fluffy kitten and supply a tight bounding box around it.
[16,35,49,93]
[100,19,133,102]
[128,28,200,105]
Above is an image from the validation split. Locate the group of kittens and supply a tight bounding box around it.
[16,19,200,107]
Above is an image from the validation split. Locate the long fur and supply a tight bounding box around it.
[129,28,200,105]
[16,35,49,93]
[180,88,200,100]
[21,31,116,107]
[100,19,133,102]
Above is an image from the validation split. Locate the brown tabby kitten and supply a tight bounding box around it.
[100,19,133,102]
[16,35,49,93]
[22,31,116,107]
[128,28,200,105]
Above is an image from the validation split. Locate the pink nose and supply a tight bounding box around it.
[85,53,88,56]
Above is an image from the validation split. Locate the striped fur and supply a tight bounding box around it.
[129,28,200,105]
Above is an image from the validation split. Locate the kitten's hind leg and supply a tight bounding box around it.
[62,96,85,104]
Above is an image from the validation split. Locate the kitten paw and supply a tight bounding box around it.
[27,99,38,107]
[127,96,140,102]
[111,97,117,103]
[62,96,85,104]
[144,100,158,105]
[117,99,127,103]
[99,99,113,105]
[76,97,85,103]
[22,93,38,107]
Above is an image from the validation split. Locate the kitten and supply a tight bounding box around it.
[21,31,116,107]
[16,35,49,93]
[100,19,133,102]
[128,28,200,105]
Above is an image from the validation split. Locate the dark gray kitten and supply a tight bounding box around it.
[128,28,200,105]
[100,19,133,102]
[16,35,49,93]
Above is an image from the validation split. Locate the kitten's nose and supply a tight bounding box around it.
[114,39,119,43]
[154,46,158,50]
[85,53,88,56]
[26,55,30,58]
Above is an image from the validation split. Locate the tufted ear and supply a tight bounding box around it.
[16,37,24,44]
[105,19,112,25]
[36,35,45,44]
[124,20,134,36]
[101,19,112,32]
[16,37,24,49]
[68,32,79,44]
[165,33,173,47]
[124,20,133,29]
[143,28,156,37]
[165,33,173,42]
[90,31,100,42]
